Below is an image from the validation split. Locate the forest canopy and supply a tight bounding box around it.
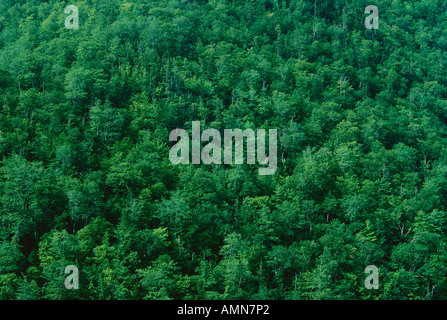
[0,0,447,300]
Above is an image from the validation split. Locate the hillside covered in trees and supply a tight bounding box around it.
[1,0,447,300]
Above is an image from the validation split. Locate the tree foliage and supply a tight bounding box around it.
[1,0,447,300]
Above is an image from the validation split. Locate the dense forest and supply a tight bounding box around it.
[1,0,447,300]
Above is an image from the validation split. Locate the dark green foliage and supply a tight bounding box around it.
[0,0,447,300]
